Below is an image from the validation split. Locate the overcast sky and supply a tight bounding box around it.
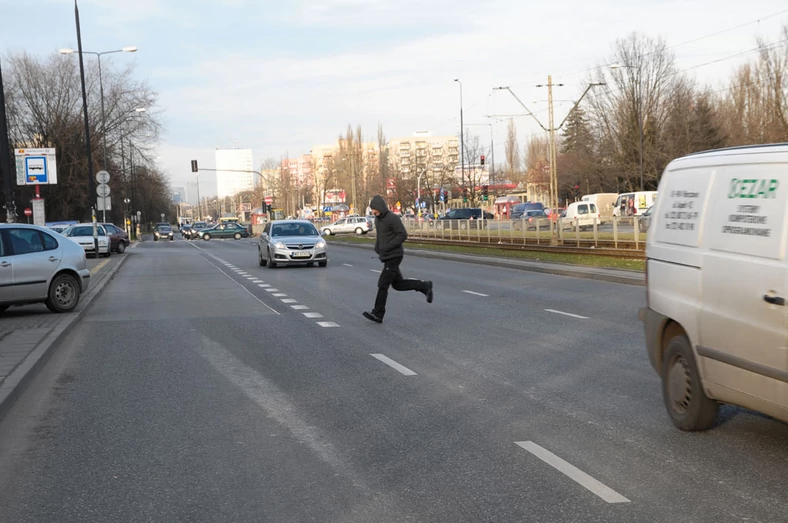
[2,0,787,199]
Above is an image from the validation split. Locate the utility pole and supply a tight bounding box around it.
[0,61,17,224]
[196,172,202,220]
[494,80,604,242]
[454,79,465,196]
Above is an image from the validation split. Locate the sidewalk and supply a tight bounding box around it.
[332,241,644,286]
[0,250,131,419]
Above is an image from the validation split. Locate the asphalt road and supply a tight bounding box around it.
[0,238,786,522]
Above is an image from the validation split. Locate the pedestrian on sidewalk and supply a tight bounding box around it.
[363,195,433,324]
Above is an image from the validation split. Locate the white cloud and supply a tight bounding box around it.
[153,0,788,172]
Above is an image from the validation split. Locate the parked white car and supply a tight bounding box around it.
[61,223,111,258]
[321,216,372,236]
[0,224,91,313]
[639,143,788,431]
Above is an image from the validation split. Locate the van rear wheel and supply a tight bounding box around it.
[661,334,719,431]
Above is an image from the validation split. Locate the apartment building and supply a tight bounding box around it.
[216,148,254,199]
[387,132,460,179]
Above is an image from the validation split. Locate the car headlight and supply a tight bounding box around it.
[274,241,286,249]
[316,240,326,249]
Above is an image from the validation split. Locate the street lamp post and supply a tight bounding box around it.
[454,79,465,196]
[60,45,137,222]
[610,63,644,191]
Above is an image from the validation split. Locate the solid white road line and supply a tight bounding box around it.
[544,309,589,320]
[291,305,309,310]
[265,288,280,292]
[370,354,417,376]
[343,263,353,267]
[514,442,630,504]
[303,312,323,318]
[317,321,340,328]
[463,290,489,297]
[281,299,297,303]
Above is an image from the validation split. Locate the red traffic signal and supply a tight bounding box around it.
[480,155,486,165]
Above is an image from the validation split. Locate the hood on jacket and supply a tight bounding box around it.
[370,195,388,215]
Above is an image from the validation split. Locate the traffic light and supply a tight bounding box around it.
[482,184,489,201]
[190,160,198,172]
[480,155,485,166]
[462,187,468,202]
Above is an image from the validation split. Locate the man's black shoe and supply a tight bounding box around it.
[363,311,383,323]
[426,281,434,304]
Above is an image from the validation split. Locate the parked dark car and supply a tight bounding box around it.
[101,223,130,253]
[509,202,545,220]
[438,208,493,229]
[512,210,549,231]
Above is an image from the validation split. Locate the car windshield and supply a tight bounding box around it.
[194,223,207,228]
[66,225,105,236]
[158,226,172,232]
[271,223,318,237]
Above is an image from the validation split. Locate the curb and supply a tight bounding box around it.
[330,241,644,286]
[0,254,131,421]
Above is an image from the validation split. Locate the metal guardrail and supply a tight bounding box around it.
[399,217,648,252]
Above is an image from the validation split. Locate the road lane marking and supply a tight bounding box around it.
[514,442,630,504]
[89,259,110,274]
[463,290,489,297]
[195,336,373,496]
[265,288,280,292]
[186,244,280,315]
[370,354,417,376]
[246,276,256,280]
[281,299,297,303]
[252,280,263,283]
[273,293,287,297]
[292,305,309,310]
[303,312,323,318]
[371,269,381,274]
[258,284,271,288]
[544,309,588,320]
[343,263,353,267]
[317,321,340,328]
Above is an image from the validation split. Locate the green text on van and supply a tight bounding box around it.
[728,179,778,199]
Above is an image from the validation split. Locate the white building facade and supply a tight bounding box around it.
[216,148,254,199]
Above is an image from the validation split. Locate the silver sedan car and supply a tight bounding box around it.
[258,220,328,268]
[0,223,91,313]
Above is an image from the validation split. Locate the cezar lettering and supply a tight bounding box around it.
[728,178,779,199]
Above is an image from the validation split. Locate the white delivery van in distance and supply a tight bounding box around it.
[639,143,788,431]
[613,191,657,217]
[581,193,617,222]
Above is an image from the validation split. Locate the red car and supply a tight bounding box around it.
[102,223,130,253]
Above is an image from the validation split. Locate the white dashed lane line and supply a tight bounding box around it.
[206,254,340,329]
[544,309,589,320]
[370,354,417,376]
[463,290,489,297]
[343,263,353,267]
[515,441,630,504]
[371,269,381,274]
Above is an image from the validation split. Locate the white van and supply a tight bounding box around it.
[612,191,657,217]
[581,193,617,222]
[560,201,600,230]
[639,143,788,431]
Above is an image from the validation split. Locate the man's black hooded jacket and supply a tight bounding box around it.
[369,195,407,261]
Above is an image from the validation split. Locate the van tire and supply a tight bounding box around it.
[661,335,719,431]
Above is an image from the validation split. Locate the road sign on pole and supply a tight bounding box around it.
[96,170,110,184]
[96,184,110,197]
[264,196,273,205]
[32,198,45,226]
[23,208,32,216]
[15,148,58,186]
